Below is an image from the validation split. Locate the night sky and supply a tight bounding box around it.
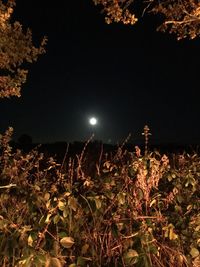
[0,0,200,145]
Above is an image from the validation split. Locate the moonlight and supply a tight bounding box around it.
[89,117,97,126]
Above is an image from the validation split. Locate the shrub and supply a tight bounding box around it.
[0,128,199,266]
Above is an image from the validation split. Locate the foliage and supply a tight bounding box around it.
[0,0,47,98]
[0,128,199,266]
[92,0,200,40]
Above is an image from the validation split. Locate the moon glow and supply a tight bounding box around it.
[89,117,97,126]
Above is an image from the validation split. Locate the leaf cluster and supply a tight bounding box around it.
[0,0,47,98]
[92,0,200,40]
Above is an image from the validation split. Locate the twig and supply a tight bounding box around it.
[0,183,16,189]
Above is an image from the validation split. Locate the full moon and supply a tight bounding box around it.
[89,117,97,126]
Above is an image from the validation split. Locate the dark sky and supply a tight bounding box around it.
[0,0,200,145]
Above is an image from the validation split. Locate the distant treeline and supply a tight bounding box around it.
[10,139,200,163]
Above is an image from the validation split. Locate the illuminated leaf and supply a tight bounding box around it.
[63,207,68,218]
[50,258,62,267]
[123,249,139,265]
[53,214,60,224]
[190,248,199,258]
[168,224,178,240]
[45,213,52,224]
[60,237,75,248]
[68,196,77,211]
[94,197,101,209]
[117,192,126,205]
[150,199,156,207]
[46,200,51,209]
[162,226,169,238]
[27,234,33,247]
[45,257,62,267]
[58,200,65,211]
[34,185,40,191]
[44,193,50,201]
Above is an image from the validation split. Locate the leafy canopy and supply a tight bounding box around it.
[92,0,200,40]
[0,0,47,98]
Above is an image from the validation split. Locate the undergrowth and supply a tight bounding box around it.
[0,127,199,267]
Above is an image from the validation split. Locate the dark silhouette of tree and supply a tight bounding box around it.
[18,134,32,146]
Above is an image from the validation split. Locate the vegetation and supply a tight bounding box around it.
[0,0,46,98]
[0,2,199,266]
[92,0,200,40]
[0,126,199,266]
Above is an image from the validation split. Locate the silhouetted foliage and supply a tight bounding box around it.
[18,134,33,146]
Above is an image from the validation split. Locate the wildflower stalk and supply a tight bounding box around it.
[142,125,151,157]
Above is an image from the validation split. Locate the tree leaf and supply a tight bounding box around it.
[68,196,78,211]
[58,200,65,211]
[169,227,178,240]
[123,249,139,265]
[190,247,199,258]
[94,197,101,209]
[63,207,68,218]
[45,213,52,224]
[53,214,60,224]
[27,234,33,247]
[44,193,50,201]
[60,237,75,248]
[45,257,62,267]
[117,192,126,205]
[50,257,62,267]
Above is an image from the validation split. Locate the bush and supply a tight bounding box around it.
[0,128,199,266]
